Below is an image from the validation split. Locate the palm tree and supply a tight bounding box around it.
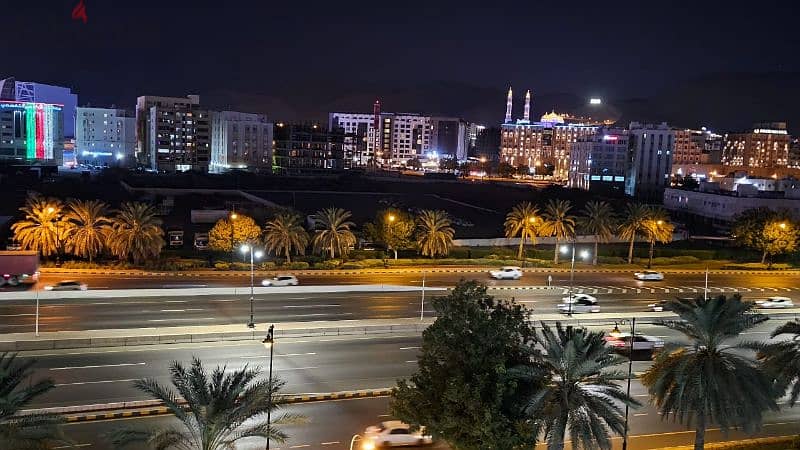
[643,207,675,269]
[540,199,575,264]
[264,212,309,263]
[504,201,540,260]
[579,201,616,266]
[618,203,650,264]
[513,323,639,450]
[110,358,304,450]
[0,352,65,448]
[311,207,356,259]
[755,320,800,406]
[11,193,70,258]
[416,210,455,258]
[641,295,778,450]
[107,202,165,265]
[64,199,110,263]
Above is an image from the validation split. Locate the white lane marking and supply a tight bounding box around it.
[276,367,317,371]
[289,313,353,317]
[405,360,416,363]
[165,300,188,303]
[290,445,310,449]
[283,304,340,308]
[634,413,649,416]
[287,297,311,300]
[50,362,146,371]
[54,444,91,448]
[159,309,205,312]
[56,378,138,386]
[210,299,237,302]
[399,346,421,350]
[321,441,340,445]
[741,331,768,335]
[0,313,35,317]
[241,353,316,359]
[147,318,215,322]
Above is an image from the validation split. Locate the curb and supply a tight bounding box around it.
[59,388,394,423]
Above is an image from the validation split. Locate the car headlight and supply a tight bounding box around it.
[361,440,376,450]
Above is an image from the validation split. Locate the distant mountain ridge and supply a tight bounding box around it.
[202,72,800,134]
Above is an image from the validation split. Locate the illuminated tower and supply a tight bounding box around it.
[504,87,513,123]
[372,99,381,162]
[523,90,531,122]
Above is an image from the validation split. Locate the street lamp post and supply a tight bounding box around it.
[612,318,637,450]
[386,214,397,260]
[229,212,238,263]
[561,243,589,316]
[420,270,426,321]
[241,244,264,329]
[262,325,275,450]
[34,271,40,337]
[48,207,61,266]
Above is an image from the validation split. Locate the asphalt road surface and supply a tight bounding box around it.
[2,272,799,333]
[42,321,800,449]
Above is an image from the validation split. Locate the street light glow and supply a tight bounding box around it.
[529,217,536,223]
[388,214,396,222]
[780,222,787,229]
[47,207,55,213]
[255,250,264,258]
[230,212,238,220]
[240,244,250,254]
[580,250,590,260]
[560,245,569,254]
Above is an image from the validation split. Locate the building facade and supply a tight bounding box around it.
[0,78,77,138]
[430,116,467,161]
[0,100,64,164]
[625,122,675,200]
[273,124,347,174]
[722,122,790,168]
[568,128,629,191]
[147,102,210,172]
[135,95,201,168]
[75,107,135,166]
[210,111,272,173]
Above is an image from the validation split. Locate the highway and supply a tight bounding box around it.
[1,271,799,333]
[24,319,800,449]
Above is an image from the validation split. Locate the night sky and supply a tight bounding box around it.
[5,0,800,128]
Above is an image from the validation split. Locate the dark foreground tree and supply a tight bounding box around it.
[0,352,65,449]
[390,281,538,449]
[641,295,778,450]
[512,323,639,450]
[756,320,800,406]
[110,358,304,450]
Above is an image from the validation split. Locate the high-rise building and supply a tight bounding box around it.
[210,111,273,173]
[135,94,201,168]
[568,128,629,191]
[75,107,135,166]
[473,126,500,159]
[0,100,64,164]
[722,122,790,168]
[430,117,467,161]
[273,124,348,174]
[790,138,800,169]
[147,100,210,172]
[625,122,675,200]
[673,129,703,165]
[0,77,77,138]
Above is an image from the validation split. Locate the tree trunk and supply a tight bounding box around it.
[593,239,599,266]
[694,414,706,450]
[393,249,398,260]
[627,236,635,264]
[554,237,560,265]
[761,250,768,264]
[285,245,291,263]
[648,239,655,269]
[330,242,335,260]
[517,235,525,260]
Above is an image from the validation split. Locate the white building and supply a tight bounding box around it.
[568,128,629,191]
[625,122,675,200]
[210,111,273,173]
[75,107,135,166]
[135,94,201,168]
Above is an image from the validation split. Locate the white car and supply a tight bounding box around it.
[557,297,600,314]
[756,296,795,309]
[489,266,522,280]
[604,333,665,356]
[44,280,88,291]
[362,420,433,448]
[261,275,299,287]
[561,293,597,304]
[634,271,664,281]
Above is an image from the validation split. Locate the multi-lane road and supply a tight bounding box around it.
[20,319,800,449]
[4,268,800,449]
[1,270,799,333]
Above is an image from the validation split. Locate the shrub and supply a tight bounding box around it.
[258,261,276,271]
[214,262,230,270]
[653,435,800,450]
[284,262,310,270]
[313,260,340,270]
[722,262,792,270]
[340,262,364,270]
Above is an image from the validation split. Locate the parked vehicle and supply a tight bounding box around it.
[261,275,299,287]
[634,271,664,281]
[0,251,39,287]
[756,296,795,309]
[557,297,600,314]
[44,280,88,291]
[362,420,433,448]
[489,266,522,280]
